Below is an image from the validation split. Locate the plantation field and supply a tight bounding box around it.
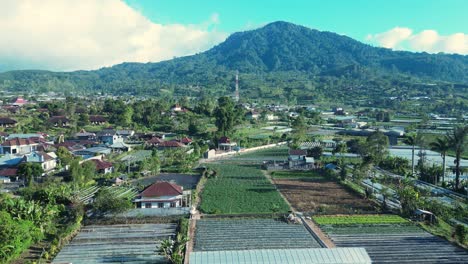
[316,215,468,263]
[199,164,289,214]
[194,218,321,251]
[314,215,408,225]
[230,146,288,161]
[272,171,375,214]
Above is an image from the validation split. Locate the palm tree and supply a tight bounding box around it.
[446,126,467,190]
[430,137,450,185]
[403,133,417,176]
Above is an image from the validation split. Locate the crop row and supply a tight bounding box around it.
[314,214,408,225]
[199,164,289,214]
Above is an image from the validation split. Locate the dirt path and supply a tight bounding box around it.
[184,175,207,264]
[262,170,295,211]
[303,218,336,248]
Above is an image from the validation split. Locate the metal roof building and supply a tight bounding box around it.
[190,248,371,264]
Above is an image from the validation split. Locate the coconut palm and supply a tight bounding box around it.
[430,137,450,184]
[446,126,468,191]
[403,133,417,176]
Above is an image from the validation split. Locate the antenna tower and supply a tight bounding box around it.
[235,70,239,102]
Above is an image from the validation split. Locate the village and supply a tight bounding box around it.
[0,92,466,264]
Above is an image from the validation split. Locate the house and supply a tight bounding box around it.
[0,175,12,183]
[49,116,70,127]
[179,137,193,145]
[288,149,307,161]
[109,142,131,153]
[218,137,237,151]
[0,117,17,128]
[0,167,18,182]
[23,151,57,171]
[97,129,123,145]
[134,181,184,209]
[7,133,45,140]
[158,140,186,150]
[73,147,111,159]
[10,97,28,107]
[146,137,164,147]
[75,129,96,140]
[246,111,260,120]
[1,138,40,155]
[170,104,188,113]
[89,115,107,125]
[117,130,135,139]
[88,159,114,174]
[111,175,128,186]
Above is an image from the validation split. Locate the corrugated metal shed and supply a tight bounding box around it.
[190,248,371,264]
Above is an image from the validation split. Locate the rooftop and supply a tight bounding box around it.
[140,181,183,197]
[190,248,371,264]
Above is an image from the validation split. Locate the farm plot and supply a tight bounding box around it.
[200,164,289,214]
[230,146,289,161]
[53,223,176,264]
[315,215,468,264]
[272,171,375,214]
[194,218,321,251]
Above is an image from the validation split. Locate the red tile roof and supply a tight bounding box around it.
[2,138,40,146]
[146,137,163,145]
[89,159,113,170]
[0,168,18,177]
[89,115,107,122]
[140,181,183,197]
[219,136,231,144]
[49,116,70,123]
[180,137,192,144]
[159,141,185,148]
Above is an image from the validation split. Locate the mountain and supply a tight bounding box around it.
[0,21,467,101]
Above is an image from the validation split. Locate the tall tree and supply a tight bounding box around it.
[403,133,416,176]
[365,131,389,166]
[446,126,467,190]
[17,163,44,186]
[214,97,236,136]
[430,137,450,184]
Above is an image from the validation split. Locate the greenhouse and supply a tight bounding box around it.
[52,223,176,264]
[190,248,372,264]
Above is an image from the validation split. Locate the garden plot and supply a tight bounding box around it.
[272,171,375,214]
[53,223,176,264]
[315,215,468,264]
[199,164,289,214]
[194,218,322,252]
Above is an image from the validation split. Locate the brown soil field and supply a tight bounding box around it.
[274,178,376,214]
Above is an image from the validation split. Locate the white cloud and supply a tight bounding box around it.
[366,27,413,49]
[0,0,228,71]
[367,27,468,54]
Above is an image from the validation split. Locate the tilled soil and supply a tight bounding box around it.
[274,179,376,214]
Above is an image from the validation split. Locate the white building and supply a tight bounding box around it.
[134,182,184,209]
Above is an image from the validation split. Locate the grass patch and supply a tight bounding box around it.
[419,219,468,248]
[314,214,408,225]
[199,164,290,214]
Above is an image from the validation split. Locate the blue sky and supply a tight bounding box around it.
[125,0,468,40]
[0,0,466,72]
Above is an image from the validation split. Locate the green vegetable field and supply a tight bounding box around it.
[314,214,408,225]
[199,164,290,214]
